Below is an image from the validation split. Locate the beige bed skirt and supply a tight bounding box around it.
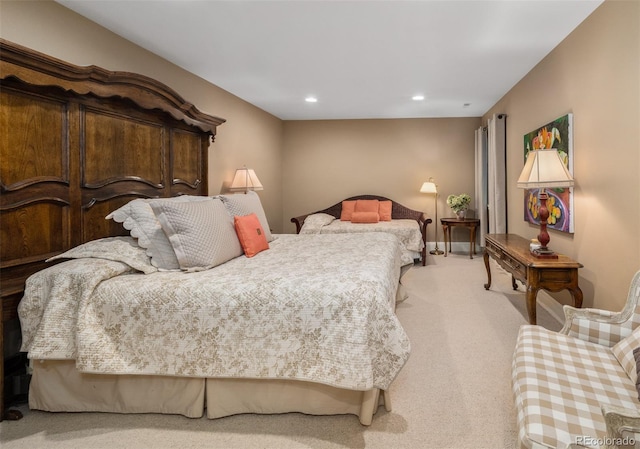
[29,360,390,425]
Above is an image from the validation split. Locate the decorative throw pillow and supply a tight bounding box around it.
[634,347,640,400]
[351,211,380,223]
[106,195,206,270]
[300,213,336,234]
[612,325,640,384]
[47,236,157,274]
[355,199,380,213]
[340,200,356,221]
[379,200,392,221]
[219,191,273,242]
[234,213,269,257]
[150,198,243,271]
[303,213,335,227]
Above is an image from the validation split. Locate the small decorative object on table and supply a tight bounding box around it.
[447,193,471,220]
[529,239,541,253]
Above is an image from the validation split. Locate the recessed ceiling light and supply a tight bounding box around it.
[305,96,318,103]
[412,95,425,101]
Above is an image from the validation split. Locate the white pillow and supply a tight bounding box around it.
[612,325,640,383]
[106,196,206,270]
[47,236,157,274]
[219,191,273,242]
[299,213,336,234]
[305,213,336,226]
[150,198,243,272]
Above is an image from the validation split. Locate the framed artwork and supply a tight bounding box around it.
[523,113,574,233]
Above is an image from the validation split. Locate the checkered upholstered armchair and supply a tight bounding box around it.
[513,270,640,449]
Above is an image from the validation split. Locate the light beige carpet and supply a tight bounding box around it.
[0,253,560,449]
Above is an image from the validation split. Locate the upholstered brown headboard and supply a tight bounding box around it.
[0,39,224,417]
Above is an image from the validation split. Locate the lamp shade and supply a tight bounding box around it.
[420,181,437,194]
[517,149,574,189]
[229,167,263,192]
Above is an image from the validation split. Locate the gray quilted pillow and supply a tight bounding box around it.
[219,191,273,242]
[106,195,206,270]
[150,198,243,271]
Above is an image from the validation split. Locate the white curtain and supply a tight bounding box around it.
[486,114,507,235]
[474,126,488,246]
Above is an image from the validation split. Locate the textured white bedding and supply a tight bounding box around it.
[19,233,410,391]
[299,215,423,265]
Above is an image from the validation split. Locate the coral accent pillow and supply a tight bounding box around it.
[355,199,379,213]
[219,191,273,242]
[379,201,392,221]
[234,213,269,257]
[351,211,379,223]
[340,200,356,221]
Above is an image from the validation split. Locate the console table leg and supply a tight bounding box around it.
[469,227,476,259]
[570,286,584,309]
[483,251,492,289]
[526,286,538,325]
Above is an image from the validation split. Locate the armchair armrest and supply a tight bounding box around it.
[560,305,631,347]
[560,271,640,347]
[601,404,640,449]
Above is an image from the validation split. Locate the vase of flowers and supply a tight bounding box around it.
[447,193,471,219]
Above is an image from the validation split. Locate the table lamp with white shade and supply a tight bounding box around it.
[517,149,574,259]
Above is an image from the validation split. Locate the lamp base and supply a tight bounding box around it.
[430,249,444,255]
[530,247,559,259]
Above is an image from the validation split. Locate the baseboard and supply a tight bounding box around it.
[536,291,565,325]
[426,242,480,253]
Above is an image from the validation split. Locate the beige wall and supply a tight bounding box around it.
[0,0,284,232]
[282,118,481,241]
[483,0,640,311]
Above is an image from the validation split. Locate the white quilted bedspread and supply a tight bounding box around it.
[19,233,410,390]
[300,218,423,265]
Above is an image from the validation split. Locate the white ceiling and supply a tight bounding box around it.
[56,0,603,120]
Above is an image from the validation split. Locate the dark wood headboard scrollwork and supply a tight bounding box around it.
[0,39,225,418]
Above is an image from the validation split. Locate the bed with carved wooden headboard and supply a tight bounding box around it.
[0,40,410,425]
[0,39,222,419]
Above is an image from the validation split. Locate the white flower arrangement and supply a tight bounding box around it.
[446,193,471,213]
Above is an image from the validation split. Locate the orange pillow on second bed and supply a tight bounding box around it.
[340,200,357,221]
[378,200,392,221]
[355,199,379,213]
[351,211,380,223]
[234,213,269,257]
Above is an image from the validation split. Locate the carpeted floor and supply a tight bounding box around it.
[0,253,560,449]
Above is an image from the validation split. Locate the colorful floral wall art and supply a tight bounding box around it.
[523,114,574,233]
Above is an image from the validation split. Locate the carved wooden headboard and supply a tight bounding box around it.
[0,39,225,415]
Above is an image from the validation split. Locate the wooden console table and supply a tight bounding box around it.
[483,233,583,325]
[441,218,480,259]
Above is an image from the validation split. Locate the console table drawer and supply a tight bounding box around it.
[485,240,527,281]
[534,268,578,288]
[501,253,527,281]
[483,233,583,325]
